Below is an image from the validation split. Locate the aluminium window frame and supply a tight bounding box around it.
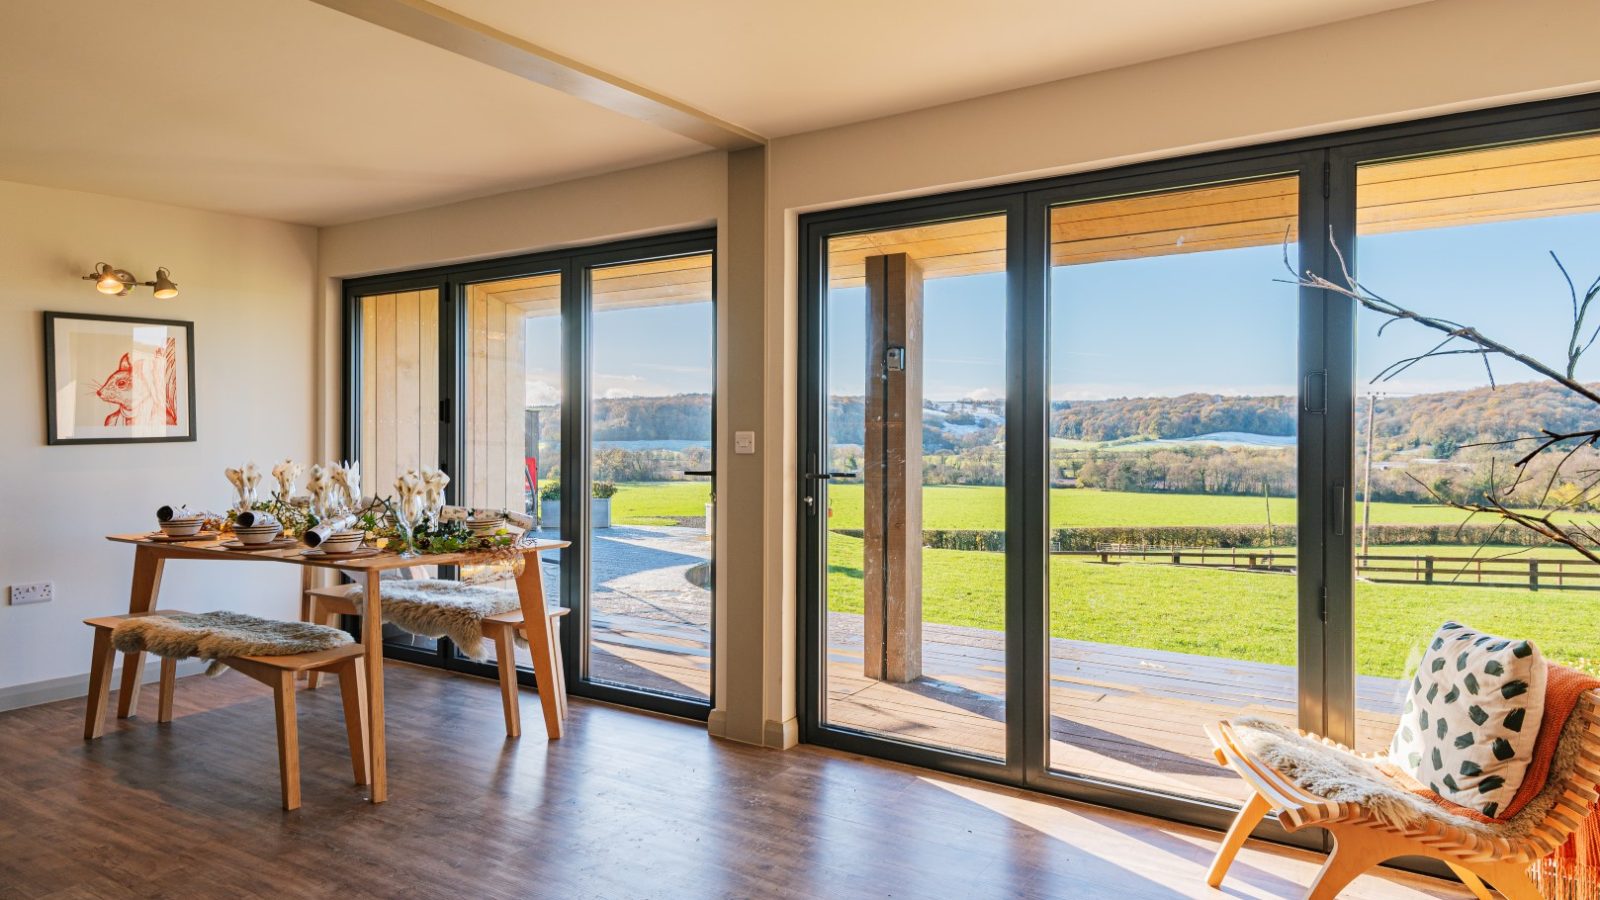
[797,92,1600,852]
[342,227,718,722]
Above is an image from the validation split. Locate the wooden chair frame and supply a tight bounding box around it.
[1205,693,1600,899]
[301,578,568,739]
[85,610,370,811]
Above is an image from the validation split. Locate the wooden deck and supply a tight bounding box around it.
[503,602,1406,805]
[824,614,1405,804]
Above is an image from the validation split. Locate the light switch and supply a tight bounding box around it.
[734,431,756,454]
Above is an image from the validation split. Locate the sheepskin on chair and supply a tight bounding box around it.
[1230,713,1589,840]
[111,611,351,675]
[346,580,522,661]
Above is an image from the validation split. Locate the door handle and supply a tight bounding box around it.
[682,470,714,477]
[1332,482,1348,536]
[805,471,858,481]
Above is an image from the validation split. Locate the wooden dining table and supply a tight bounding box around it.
[98,532,570,803]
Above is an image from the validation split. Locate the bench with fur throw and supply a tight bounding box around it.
[338,579,523,660]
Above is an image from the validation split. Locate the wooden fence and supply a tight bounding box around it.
[1065,545,1600,592]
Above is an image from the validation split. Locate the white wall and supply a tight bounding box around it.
[0,180,318,692]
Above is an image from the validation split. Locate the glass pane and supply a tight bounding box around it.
[1047,176,1300,802]
[465,272,563,661]
[1352,134,1600,752]
[586,253,714,702]
[357,288,444,653]
[821,214,1008,759]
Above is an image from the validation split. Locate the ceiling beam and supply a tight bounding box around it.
[307,0,765,151]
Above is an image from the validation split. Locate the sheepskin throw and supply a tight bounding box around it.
[1230,710,1588,841]
[347,579,521,661]
[111,611,351,675]
[1388,622,1546,817]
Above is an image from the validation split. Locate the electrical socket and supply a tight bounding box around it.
[9,582,53,605]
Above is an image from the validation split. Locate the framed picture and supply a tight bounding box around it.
[43,312,196,445]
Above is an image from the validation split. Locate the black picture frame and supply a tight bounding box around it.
[43,311,197,445]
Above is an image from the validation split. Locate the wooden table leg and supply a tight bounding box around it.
[514,549,564,739]
[362,568,387,803]
[116,546,165,719]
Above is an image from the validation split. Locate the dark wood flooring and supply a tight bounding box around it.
[0,662,1466,899]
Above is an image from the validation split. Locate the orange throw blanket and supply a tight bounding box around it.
[1412,663,1600,895]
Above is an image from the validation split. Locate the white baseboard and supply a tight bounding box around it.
[0,658,208,713]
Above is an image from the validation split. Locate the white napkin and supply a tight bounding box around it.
[157,504,199,522]
[303,515,358,548]
[233,510,280,529]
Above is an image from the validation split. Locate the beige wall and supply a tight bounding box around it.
[753,0,1600,741]
[0,180,318,693]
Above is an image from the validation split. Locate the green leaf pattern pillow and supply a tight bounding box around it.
[1387,622,1545,817]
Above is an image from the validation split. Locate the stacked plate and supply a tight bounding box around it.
[317,530,365,555]
[159,515,205,538]
[232,522,283,546]
[467,513,505,538]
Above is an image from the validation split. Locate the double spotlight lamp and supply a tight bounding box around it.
[82,262,179,299]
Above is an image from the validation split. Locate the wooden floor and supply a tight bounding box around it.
[0,663,1466,899]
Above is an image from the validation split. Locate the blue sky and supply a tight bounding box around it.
[826,211,1600,402]
[521,209,1600,405]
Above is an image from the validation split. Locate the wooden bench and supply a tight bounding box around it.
[302,581,569,739]
[84,610,369,810]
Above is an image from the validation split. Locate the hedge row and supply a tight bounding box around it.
[832,523,1563,552]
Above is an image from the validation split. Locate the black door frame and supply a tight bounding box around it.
[342,227,718,722]
[797,92,1600,843]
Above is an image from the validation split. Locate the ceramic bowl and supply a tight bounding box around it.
[159,517,204,537]
[234,525,283,546]
[318,530,365,554]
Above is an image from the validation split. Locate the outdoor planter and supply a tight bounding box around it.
[539,497,612,529]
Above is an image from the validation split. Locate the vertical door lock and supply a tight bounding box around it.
[885,346,906,372]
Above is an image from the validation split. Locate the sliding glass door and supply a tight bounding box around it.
[343,231,716,719]
[803,95,1600,834]
[815,211,1012,759]
[1344,131,1600,753]
[1044,176,1303,804]
[584,252,715,703]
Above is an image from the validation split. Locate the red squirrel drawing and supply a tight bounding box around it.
[95,339,178,426]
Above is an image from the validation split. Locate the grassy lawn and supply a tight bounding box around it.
[611,481,710,525]
[824,533,1600,680]
[610,480,1600,679]
[611,481,1505,530]
[825,484,1514,530]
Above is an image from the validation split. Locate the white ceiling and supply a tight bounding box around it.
[436,0,1435,138]
[0,0,703,225]
[0,0,1433,225]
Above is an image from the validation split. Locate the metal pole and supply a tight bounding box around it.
[1360,392,1379,559]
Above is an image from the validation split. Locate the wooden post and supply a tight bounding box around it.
[862,253,923,683]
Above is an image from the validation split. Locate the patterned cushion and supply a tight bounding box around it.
[1388,622,1546,817]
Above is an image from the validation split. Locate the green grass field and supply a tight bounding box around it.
[608,480,1600,680]
[613,481,1494,530]
[823,534,1600,680]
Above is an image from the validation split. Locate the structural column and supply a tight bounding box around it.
[863,253,923,683]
